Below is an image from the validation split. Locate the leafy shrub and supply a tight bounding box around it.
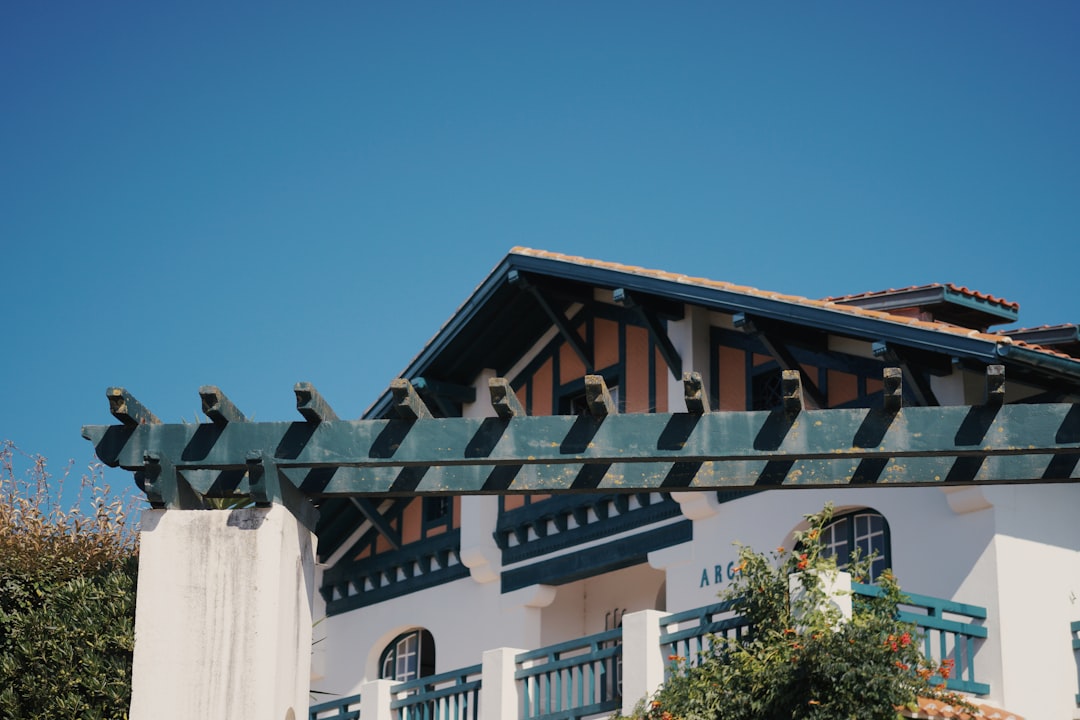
[0,442,139,719]
[619,505,971,720]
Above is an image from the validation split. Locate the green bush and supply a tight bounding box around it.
[619,505,971,720]
[0,442,138,720]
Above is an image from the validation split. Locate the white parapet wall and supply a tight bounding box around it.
[129,506,317,720]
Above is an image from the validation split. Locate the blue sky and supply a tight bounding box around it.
[2,2,1078,499]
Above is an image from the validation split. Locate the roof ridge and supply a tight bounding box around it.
[824,282,1019,311]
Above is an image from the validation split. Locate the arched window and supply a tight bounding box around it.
[379,629,435,682]
[820,509,891,581]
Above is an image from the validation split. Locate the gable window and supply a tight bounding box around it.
[819,509,890,581]
[379,629,435,682]
[751,368,785,411]
[423,497,451,528]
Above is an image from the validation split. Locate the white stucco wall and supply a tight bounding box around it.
[132,506,316,720]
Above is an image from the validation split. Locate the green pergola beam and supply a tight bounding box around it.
[84,400,1080,470]
[83,384,1080,507]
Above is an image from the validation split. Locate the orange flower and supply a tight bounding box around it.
[776,546,785,553]
[900,632,911,647]
[806,529,819,540]
[796,553,808,570]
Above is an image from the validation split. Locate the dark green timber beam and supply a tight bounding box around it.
[509,270,593,374]
[613,287,682,380]
[83,371,1080,509]
[349,498,401,550]
[732,313,827,410]
[873,342,939,407]
[412,377,476,417]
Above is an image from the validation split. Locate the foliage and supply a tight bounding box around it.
[618,504,971,720]
[0,442,139,719]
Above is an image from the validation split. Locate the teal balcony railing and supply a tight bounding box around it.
[658,598,748,667]
[310,587,989,720]
[309,693,361,720]
[854,583,988,694]
[391,664,482,720]
[1072,620,1080,705]
[515,628,622,720]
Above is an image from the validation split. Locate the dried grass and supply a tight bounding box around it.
[0,440,139,578]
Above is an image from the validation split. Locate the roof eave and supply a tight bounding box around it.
[366,251,1079,417]
[506,252,1003,359]
[996,343,1080,383]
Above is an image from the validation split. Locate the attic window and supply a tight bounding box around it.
[424,497,451,525]
[751,369,784,411]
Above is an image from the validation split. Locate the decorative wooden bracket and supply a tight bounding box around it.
[509,270,593,374]
[295,383,339,423]
[350,498,402,550]
[489,377,526,419]
[733,314,827,410]
[391,379,433,420]
[682,372,710,414]
[985,365,1005,407]
[584,375,617,417]
[883,367,904,414]
[613,287,683,380]
[108,387,159,427]
[412,377,476,417]
[781,370,803,416]
[199,386,246,425]
[873,342,940,407]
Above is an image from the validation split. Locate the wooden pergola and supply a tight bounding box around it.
[83,368,1080,524]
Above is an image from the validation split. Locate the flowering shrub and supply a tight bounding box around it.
[618,504,973,720]
[0,442,139,719]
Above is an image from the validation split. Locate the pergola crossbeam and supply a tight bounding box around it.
[83,370,1080,510]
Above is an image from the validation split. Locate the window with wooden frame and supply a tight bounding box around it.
[379,628,436,682]
[819,509,891,581]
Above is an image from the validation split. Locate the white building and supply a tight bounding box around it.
[298,249,1080,720]
[88,247,1080,720]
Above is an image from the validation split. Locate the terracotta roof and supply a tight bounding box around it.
[996,323,1079,335]
[507,247,1020,347]
[993,324,1080,358]
[825,283,1020,311]
[901,695,1023,719]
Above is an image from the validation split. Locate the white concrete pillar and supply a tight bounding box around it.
[480,647,524,720]
[788,569,852,630]
[129,506,317,720]
[620,609,670,716]
[359,679,401,720]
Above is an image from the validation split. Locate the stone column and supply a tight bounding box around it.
[480,647,525,720]
[620,609,670,716]
[358,679,401,720]
[128,506,317,720]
